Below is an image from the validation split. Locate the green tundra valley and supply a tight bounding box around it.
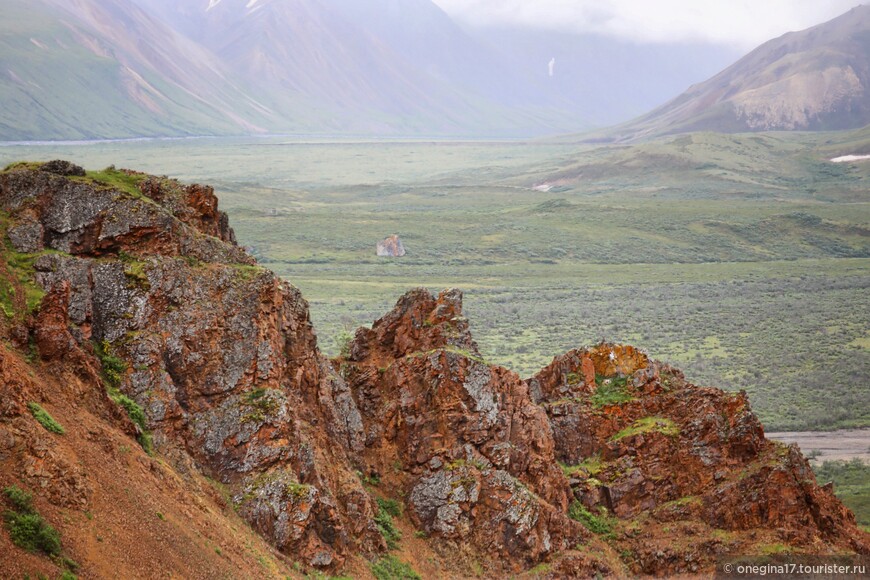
[3,128,867,435]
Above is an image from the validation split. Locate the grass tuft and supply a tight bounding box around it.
[80,167,146,199]
[95,339,126,390]
[610,417,679,441]
[94,340,153,453]
[376,497,403,518]
[590,375,633,408]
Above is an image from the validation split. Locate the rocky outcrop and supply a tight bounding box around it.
[1,161,867,578]
[376,234,405,257]
[530,346,868,573]
[343,288,585,571]
[0,161,382,570]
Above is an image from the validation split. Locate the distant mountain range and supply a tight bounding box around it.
[0,0,866,140]
[606,4,870,141]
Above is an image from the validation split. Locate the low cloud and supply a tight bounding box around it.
[432,0,862,49]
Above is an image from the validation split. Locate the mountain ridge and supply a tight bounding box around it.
[605,4,870,141]
[0,0,748,140]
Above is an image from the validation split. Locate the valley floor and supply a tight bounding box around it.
[768,428,870,463]
[1,131,867,435]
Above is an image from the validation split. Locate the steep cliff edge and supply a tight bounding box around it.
[0,161,866,578]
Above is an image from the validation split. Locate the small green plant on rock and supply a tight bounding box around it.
[80,166,147,199]
[285,481,311,501]
[568,501,616,537]
[95,339,126,389]
[377,497,402,518]
[335,328,353,360]
[360,471,380,487]
[590,374,633,408]
[241,388,279,423]
[94,340,153,453]
[112,392,152,454]
[27,403,65,434]
[560,454,603,478]
[122,259,151,290]
[610,417,679,441]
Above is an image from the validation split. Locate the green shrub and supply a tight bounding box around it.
[3,486,62,556]
[568,501,615,536]
[376,497,403,518]
[94,340,152,453]
[1,485,69,564]
[374,501,402,549]
[113,393,146,428]
[27,403,65,434]
[3,485,33,513]
[370,554,421,580]
[107,391,152,454]
[95,340,126,389]
[335,329,353,359]
[361,472,381,487]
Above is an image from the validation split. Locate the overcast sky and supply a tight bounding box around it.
[431,0,862,49]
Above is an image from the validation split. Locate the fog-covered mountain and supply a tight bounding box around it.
[472,27,740,127]
[16,0,858,141]
[0,0,277,139]
[131,0,585,135]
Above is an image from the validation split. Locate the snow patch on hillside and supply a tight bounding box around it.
[830,154,870,163]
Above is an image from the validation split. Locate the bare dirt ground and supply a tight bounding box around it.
[767,428,870,463]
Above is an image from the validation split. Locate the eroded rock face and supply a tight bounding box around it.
[0,168,250,263]
[0,163,381,569]
[344,288,585,569]
[1,162,866,577]
[530,346,868,574]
